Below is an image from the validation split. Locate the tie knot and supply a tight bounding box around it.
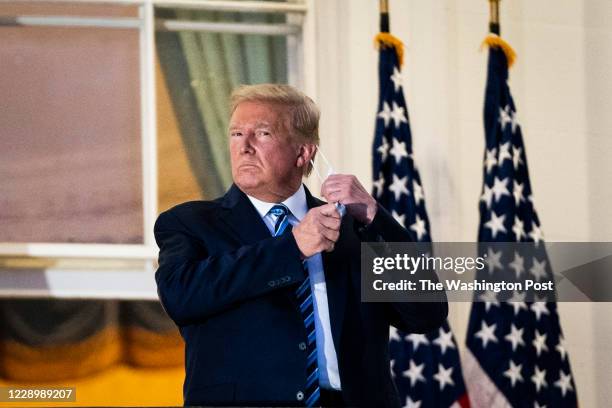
[269,204,289,217]
[270,204,291,237]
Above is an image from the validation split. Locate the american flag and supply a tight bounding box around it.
[372,32,470,408]
[463,35,578,407]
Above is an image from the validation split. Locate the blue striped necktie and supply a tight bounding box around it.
[269,204,320,407]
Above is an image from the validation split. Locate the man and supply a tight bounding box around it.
[154,84,447,407]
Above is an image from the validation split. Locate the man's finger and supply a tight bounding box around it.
[320,228,340,243]
[321,176,346,196]
[323,243,335,253]
[319,215,341,231]
[319,204,341,218]
[321,237,336,252]
[323,189,341,202]
[318,225,340,243]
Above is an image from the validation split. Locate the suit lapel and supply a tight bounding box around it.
[305,187,348,354]
[219,184,272,245]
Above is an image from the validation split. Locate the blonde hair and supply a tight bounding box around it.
[230,83,320,146]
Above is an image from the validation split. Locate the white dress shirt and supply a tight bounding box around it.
[246,184,342,391]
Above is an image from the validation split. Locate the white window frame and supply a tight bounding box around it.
[0,0,316,299]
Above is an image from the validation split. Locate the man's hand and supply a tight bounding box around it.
[292,204,341,258]
[321,174,378,224]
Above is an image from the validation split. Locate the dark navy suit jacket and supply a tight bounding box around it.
[154,184,447,407]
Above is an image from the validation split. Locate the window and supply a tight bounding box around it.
[0,0,312,298]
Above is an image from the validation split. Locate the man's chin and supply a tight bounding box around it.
[234,177,263,193]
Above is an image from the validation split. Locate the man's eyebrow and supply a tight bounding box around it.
[229,121,273,128]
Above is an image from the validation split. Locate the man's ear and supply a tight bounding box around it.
[296,143,317,169]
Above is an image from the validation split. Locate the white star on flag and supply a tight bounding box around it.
[372,172,385,198]
[531,301,550,321]
[404,333,429,352]
[509,251,525,278]
[529,223,545,245]
[504,324,525,351]
[485,247,503,274]
[390,101,408,129]
[508,291,528,315]
[388,174,409,201]
[513,216,526,240]
[484,211,507,238]
[412,180,424,205]
[389,138,409,164]
[513,180,525,206]
[433,364,455,391]
[510,109,520,134]
[479,290,500,312]
[498,141,512,165]
[491,176,511,202]
[556,336,567,360]
[390,66,403,92]
[531,366,548,392]
[402,360,426,387]
[389,326,401,342]
[529,258,548,282]
[405,396,422,408]
[474,321,498,348]
[554,371,573,397]
[377,102,392,128]
[503,360,524,387]
[410,215,427,241]
[481,184,494,209]
[499,105,512,131]
[485,148,498,174]
[392,210,405,226]
[532,330,549,357]
[377,138,390,162]
[433,328,456,355]
[512,145,524,169]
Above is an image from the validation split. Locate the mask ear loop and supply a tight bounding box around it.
[315,148,336,177]
[310,147,347,217]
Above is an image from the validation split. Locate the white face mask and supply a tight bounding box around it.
[310,148,347,217]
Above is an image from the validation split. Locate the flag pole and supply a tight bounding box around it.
[379,0,389,33]
[482,0,515,67]
[489,0,500,35]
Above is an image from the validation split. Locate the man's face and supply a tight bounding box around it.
[229,101,303,201]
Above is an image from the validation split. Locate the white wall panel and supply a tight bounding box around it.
[315,1,612,406]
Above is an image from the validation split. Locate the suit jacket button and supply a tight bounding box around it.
[298,342,307,351]
[296,391,304,401]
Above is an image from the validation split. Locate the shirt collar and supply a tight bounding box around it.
[246,184,308,221]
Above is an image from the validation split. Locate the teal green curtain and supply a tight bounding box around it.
[156,8,288,199]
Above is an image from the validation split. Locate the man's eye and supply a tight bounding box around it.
[230,132,242,137]
[257,131,271,137]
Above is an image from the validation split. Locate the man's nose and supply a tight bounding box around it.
[239,132,255,154]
